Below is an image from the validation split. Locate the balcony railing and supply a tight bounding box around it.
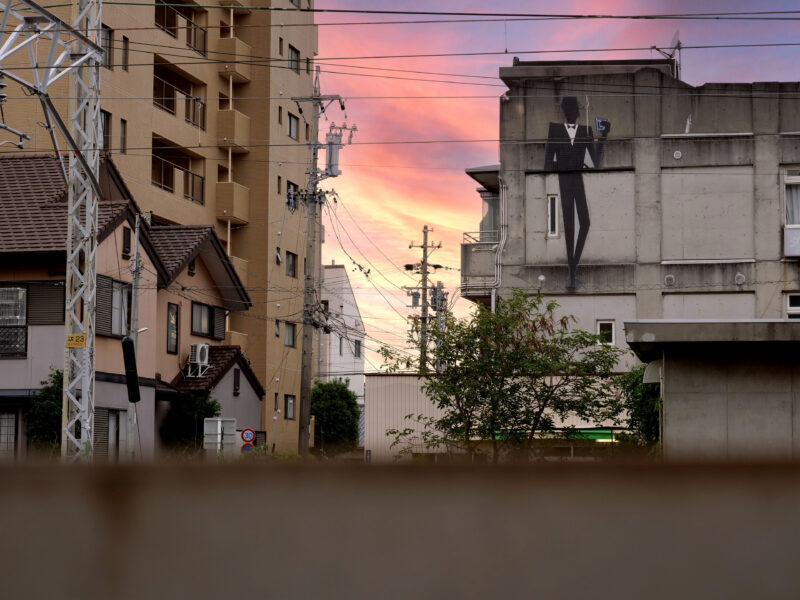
[155,0,207,56]
[153,75,206,130]
[0,326,26,357]
[463,230,499,244]
[152,155,205,205]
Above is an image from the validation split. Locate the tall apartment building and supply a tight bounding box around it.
[461,58,800,365]
[1,0,318,451]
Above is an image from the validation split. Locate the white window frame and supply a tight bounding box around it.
[284,394,295,420]
[111,281,131,336]
[785,169,800,227]
[547,194,559,237]
[596,320,615,345]
[787,294,800,319]
[0,287,26,326]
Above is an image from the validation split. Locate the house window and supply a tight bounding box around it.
[286,251,297,278]
[596,321,614,345]
[233,368,240,397]
[101,110,111,151]
[287,180,298,210]
[121,36,129,70]
[288,113,299,140]
[339,335,343,356]
[285,322,296,347]
[0,287,26,357]
[100,25,113,69]
[284,394,295,419]
[274,393,279,411]
[288,45,300,72]
[188,258,196,276]
[120,119,127,154]
[547,195,559,237]
[192,302,212,336]
[122,226,132,259]
[111,280,131,336]
[279,37,284,55]
[786,170,800,225]
[278,106,283,125]
[275,320,280,337]
[787,294,800,319]
[354,340,361,358]
[277,175,282,194]
[167,302,179,354]
[0,410,16,458]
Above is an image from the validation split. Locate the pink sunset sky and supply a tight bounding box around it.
[314,0,800,368]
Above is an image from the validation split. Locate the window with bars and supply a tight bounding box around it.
[0,411,16,460]
[0,287,26,357]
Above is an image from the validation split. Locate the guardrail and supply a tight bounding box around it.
[153,75,206,130]
[463,230,499,244]
[152,155,205,205]
[155,0,207,56]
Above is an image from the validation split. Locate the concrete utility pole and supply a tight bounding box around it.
[0,0,104,462]
[408,226,441,373]
[293,68,355,458]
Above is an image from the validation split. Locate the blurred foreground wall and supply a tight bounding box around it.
[2,464,800,599]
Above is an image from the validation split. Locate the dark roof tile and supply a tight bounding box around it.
[170,345,265,398]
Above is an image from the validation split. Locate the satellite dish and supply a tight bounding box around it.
[651,30,682,78]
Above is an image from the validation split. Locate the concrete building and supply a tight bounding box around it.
[0,155,262,460]
[461,58,800,364]
[318,263,366,442]
[626,320,800,461]
[0,0,319,451]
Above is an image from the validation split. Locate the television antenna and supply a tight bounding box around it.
[652,30,682,79]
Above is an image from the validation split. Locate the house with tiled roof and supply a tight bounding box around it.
[0,155,264,461]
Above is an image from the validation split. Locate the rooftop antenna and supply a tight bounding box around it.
[652,30,681,79]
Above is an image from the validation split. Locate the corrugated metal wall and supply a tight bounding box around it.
[364,375,445,463]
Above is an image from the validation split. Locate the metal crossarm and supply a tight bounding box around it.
[0,0,103,461]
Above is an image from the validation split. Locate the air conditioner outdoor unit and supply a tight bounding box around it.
[190,343,210,366]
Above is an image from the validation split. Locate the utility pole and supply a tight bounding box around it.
[408,226,441,373]
[126,213,143,460]
[0,0,104,462]
[294,67,355,458]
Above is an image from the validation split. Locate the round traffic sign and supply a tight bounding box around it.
[241,443,254,454]
[241,428,255,443]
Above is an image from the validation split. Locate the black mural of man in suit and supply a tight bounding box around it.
[544,96,610,288]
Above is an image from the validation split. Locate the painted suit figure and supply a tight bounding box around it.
[544,96,610,288]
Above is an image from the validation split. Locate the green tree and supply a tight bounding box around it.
[25,368,63,456]
[311,379,360,457]
[616,364,660,447]
[384,290,625,463]
[159,392,221,450]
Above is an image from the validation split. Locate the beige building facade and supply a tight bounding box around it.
[1,0,319,451]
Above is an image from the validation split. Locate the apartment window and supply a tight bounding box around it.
[288,45,300,72]
[339,335,343,356]
[278,106,283,125]
[275,247,282,265]
[279,37,284,55]
[354,340,361,358]
[786,170,800,225]
[275,320,280,337]
[285,251,297,278]
[285,322,296,347]
[120,119,127,154]
[274,393,279,411]
[596,321,614,345]
[306,57,311,74]
[287,181,298,210]
[233,368,240,397]
[166,302,179,354]
[284,394,295,419]
[122,226,132,259]
[787,295,800,319]
[277,175,282,194]
[100,25,113,69]
[100,110,111,151]
[121,36,129,70]
[111,280,131,336]
[0,287,26,357]
[547,194,559,237]
[288,113,299,140]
